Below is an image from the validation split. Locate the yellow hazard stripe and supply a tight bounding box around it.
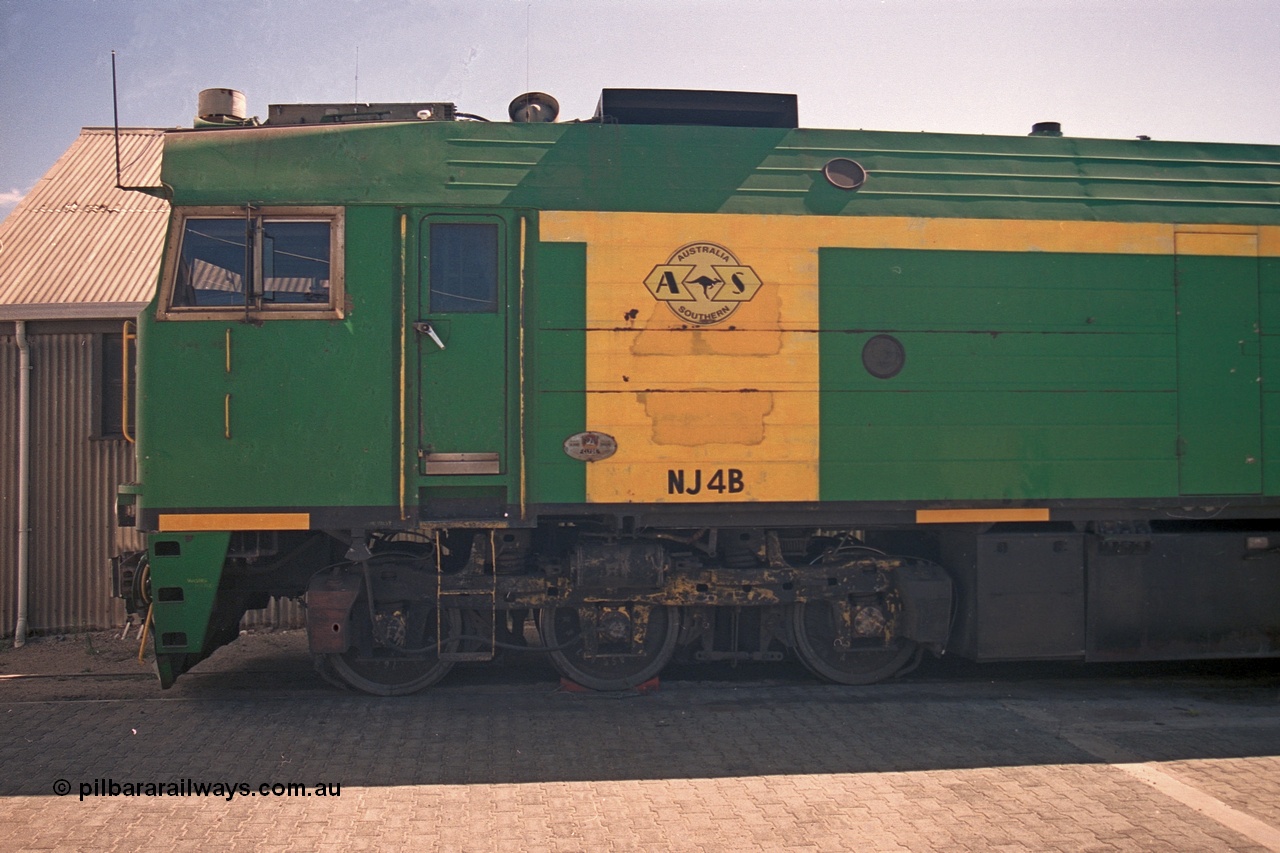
[543,212,1280,257]
[1174,230,1259,256]
[915,508,1051,524]
[157,513,311,532]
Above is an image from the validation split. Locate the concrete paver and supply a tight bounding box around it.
[0,633,1277,851]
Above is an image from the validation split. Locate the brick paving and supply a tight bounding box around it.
[1,635,1278,851]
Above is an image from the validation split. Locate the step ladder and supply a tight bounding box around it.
[436,532,497,662]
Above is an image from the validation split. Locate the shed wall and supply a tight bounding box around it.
[2,328,302,636]
[1,328,136,634]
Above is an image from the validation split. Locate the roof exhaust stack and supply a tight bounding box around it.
[196,88,250,127]
[1029,121,1063,137]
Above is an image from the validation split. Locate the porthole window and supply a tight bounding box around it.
[823,158,868,191]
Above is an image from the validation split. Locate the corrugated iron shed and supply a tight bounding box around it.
[1,126,304,638]
[0,128,167,320]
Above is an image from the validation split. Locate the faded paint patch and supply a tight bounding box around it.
[640,390,774,446]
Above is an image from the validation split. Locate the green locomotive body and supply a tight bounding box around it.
[115,89,1280,693]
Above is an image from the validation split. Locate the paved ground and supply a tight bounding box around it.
[1,630,1278,851]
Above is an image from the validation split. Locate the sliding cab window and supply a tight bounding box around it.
[159,207,344,320]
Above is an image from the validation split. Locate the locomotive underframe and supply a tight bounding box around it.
[297,527,954,694]
[117,517,1280,694]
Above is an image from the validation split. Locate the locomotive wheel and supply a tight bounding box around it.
[328,606,462,696]
[791,601,917,685]
[539,604,679,691]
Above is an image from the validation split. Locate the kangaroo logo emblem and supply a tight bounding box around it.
[644,242,762,326]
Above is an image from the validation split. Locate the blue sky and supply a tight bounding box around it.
[2,0,1279,219]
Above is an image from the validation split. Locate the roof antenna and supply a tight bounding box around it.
[112,50,125,189]
[111,50,160,195]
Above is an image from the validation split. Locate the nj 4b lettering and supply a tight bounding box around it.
[667,468,744,496]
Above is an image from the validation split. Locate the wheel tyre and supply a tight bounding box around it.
[328,607,462,696]
[791,601,917,685]
[539,604,679,691]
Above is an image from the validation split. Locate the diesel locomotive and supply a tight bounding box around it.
[113,87,1280,694]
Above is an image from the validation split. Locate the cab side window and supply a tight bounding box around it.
[173,219,247,307]
[161,207,343,321]
[261,220,332,305]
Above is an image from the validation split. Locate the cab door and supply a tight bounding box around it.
[415,214,510,476]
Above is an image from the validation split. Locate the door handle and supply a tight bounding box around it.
[414,321,446,350]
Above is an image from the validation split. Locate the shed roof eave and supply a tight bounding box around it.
[0,301,150,321]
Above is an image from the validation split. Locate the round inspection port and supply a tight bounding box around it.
[862,334,906,379]
[823,158,868,190]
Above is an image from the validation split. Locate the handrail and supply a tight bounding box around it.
[518,214,527,521]
[122,320,136,444]
[399,213,408,521]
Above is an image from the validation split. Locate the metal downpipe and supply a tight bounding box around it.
[14,320,30,647]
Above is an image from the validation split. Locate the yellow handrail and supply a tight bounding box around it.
[399,214,407,521]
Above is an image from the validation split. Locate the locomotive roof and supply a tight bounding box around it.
[159,92,1280,226]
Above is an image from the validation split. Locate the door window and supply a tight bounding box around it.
[428,223,498,313]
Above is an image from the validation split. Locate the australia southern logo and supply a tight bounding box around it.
[644,242,762,326]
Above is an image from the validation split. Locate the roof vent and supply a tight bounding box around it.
[509,92,560,123]
[197,88,247,123]
[264,102,457,125]
[1029,121,1063,137]
[594,89,798,128]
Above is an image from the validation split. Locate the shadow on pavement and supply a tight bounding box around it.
[2,633,1278,796]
